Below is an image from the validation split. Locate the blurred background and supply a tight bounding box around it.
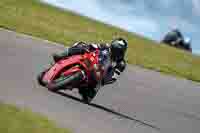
[42,0,200,54]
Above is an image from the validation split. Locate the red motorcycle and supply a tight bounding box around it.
[37,48,111,103]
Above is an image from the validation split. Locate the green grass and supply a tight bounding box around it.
[0,102,71,133]
[0,0,200,82]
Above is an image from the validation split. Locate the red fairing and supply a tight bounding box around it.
[42,55,82,83]
[62,66,83,78]
[42,49,101,84]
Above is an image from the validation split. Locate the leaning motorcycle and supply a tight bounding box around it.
[37,48,111,103]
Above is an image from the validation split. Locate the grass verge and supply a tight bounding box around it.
[0,102,71,133]
[0,0,200,82]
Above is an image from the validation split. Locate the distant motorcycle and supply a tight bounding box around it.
[162,36,192,52]
[37,48,111,103]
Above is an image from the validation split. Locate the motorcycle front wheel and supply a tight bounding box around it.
[47,71,84,92]
[37,69,50,86]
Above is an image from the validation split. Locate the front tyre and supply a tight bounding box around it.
[48,71,84,92]
[37,70,47,86]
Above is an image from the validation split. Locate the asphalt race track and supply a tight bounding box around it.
[0,28,200,133]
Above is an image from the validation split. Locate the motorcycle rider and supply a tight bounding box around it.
[162,29,192,52]
[162,29,184,46]
[52,38,128,84]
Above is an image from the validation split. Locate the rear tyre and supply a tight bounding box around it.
[48,71,84,92]
[79,88,97,103]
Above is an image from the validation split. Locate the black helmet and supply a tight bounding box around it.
[110,38,128,61]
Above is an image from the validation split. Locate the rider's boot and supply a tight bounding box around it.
[102,68,118,85]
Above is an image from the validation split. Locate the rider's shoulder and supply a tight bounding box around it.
[72,41,110,50]
[90,43,99,49]
[98,43,110,48]
[72,41,87,47]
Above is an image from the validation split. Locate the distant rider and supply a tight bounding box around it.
[162,29,192,52]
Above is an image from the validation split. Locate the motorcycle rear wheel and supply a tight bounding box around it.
[79,87,97,103]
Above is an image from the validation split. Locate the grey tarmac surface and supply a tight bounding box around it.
[0,28,200,133]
